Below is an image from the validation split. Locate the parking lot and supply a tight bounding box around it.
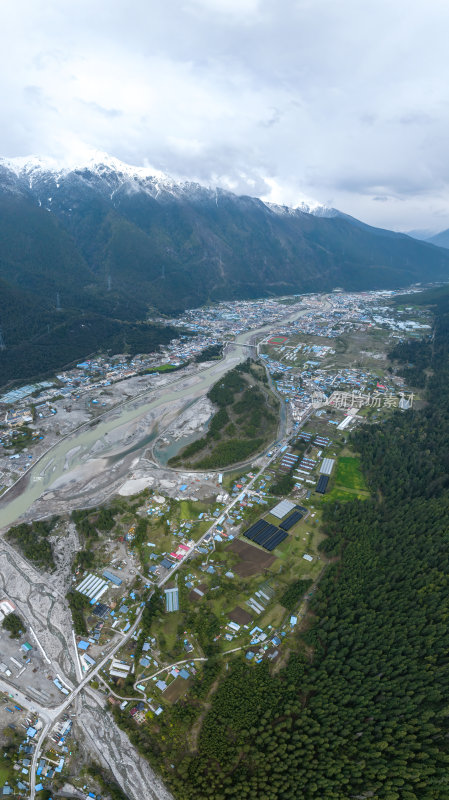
[0,630,62,705]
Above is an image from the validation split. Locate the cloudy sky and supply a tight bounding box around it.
[3,0,449,232]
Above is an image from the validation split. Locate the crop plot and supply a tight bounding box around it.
[228,539,276,577]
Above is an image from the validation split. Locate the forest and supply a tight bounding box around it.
[169,360,278,469]
[6,517,59,570]
[1,612,25,639]
[0,312,181,388]
[148,289,449,799]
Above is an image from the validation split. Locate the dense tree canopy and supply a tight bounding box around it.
[157,291,449,799]
[2,613,24,639]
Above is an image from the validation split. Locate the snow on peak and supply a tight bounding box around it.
[0,151,341,216]
[0,150,172,184]
[267,200,338,219]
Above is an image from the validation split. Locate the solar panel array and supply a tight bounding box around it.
[255,524,278,546]
[280,510,303,531]
[265,530,288,551]
[244,519,269,541]
[243,519,288,551]
[315,475,329,494]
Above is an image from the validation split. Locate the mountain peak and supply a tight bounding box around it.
[0,151,333,214]
[267,200,340,219]
[0,150,173,185]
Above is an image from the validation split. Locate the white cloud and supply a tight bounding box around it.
[2,0,449,231]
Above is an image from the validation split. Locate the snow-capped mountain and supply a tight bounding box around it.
[1,149,448,384]
[0,149,447,326]
[0,151,210,206]
[267,200,341,219]
[0,151,336,217]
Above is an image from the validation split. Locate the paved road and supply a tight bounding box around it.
[29,603,146,798]
[27,430,299,797]
[28,396,314,797]
[20,300,323,797]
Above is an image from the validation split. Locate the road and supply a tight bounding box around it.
[0,301,314,531]
[29,603,146,798]
[27,422,304,798]
[157,442,293,589]
[27,393,313,798]
[12,300,323,798]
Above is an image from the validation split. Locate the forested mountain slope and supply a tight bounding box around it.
[1,155,449,384]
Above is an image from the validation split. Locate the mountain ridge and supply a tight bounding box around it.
[0,152,448,385]
[426,228,449,250]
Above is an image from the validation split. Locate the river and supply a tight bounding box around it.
[0,306,312,528]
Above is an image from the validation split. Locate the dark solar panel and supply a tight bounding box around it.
[265,531,288,551]
[244,520,267,539]
[253,524,278,546]
[280,511,303,531]
[315,475,329,494]
[244,519,269,540]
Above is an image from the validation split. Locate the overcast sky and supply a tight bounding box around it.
[3,0,449,232]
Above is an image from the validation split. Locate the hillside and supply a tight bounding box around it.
[426,227,449,249]
[1,153,449,383]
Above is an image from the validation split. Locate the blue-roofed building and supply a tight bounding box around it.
[77,640,89,650]
[160,558,175,570]
[103,569,122,586]
[179,669,190,680]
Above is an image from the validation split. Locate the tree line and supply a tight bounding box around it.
[155,288,449,799]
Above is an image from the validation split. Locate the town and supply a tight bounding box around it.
[0,288,428,799]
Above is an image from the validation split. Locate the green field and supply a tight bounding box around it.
[0,766,11,784]
[321,455,369,504]
[335,456,368,491]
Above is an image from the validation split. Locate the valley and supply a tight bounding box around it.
[0,154,448,388]
[0,285,436,799]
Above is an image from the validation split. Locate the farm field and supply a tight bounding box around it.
[321,455,370,504]
[228,539,276,577]
[335,456,368,492]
